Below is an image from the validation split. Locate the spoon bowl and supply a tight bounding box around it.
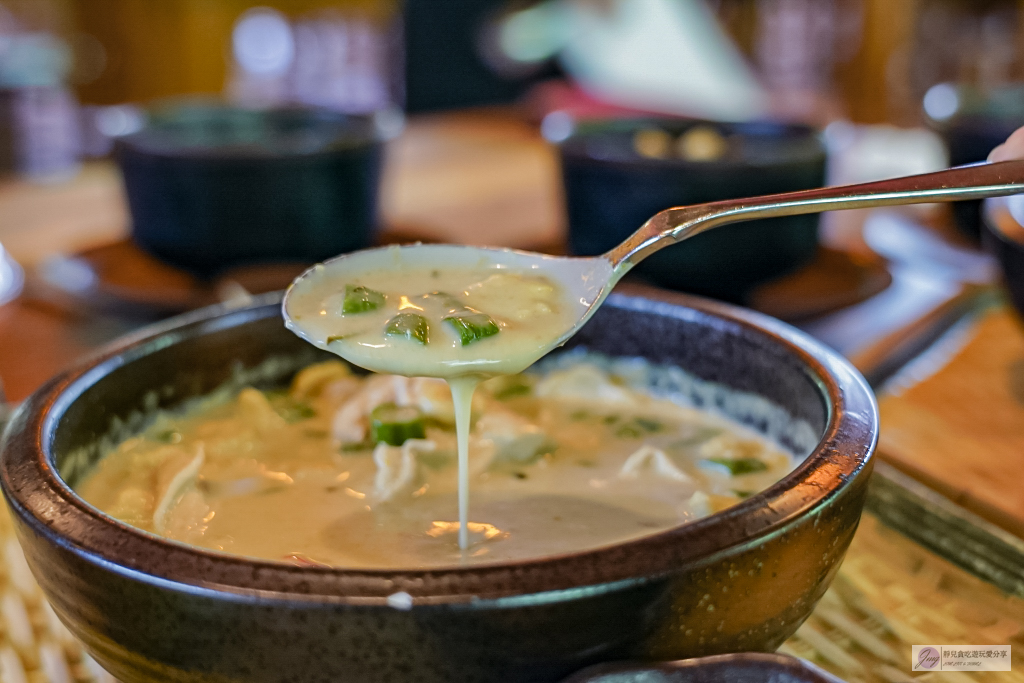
[283,243,615,377]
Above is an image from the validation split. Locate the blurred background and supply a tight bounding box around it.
[2,6,1024,683]
[2,0,1024,387]
[4,0,1024,385]
[4,0,1024,160]
[10,1,1024,115]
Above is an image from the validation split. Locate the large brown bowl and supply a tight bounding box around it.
[0,290,877,683]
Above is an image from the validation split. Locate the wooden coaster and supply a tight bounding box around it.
[748,247,892,322]
[28,231,445,319]
[877,306,1024,537]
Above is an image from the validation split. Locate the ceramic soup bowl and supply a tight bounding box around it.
[0,290,876,683]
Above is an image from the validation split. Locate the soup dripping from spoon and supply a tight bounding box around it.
[283,160,1024,551]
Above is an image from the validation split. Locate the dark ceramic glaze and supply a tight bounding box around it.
[0,291,877,683]
[562,652,845,683]
[116,103,383,278]
[560,119,827,303]
[982,196,1024,318]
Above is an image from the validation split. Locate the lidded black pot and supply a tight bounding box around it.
[115,103,386,278]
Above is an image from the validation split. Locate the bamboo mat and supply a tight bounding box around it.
[0,502,1019,683]
[782,514,1024,683]
[876,305,1024,537]
[0,509,114,683]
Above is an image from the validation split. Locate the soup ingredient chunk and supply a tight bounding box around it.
[76,356,797,569]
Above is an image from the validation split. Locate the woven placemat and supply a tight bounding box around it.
[0,508,114,683]
[782,513,1024,682]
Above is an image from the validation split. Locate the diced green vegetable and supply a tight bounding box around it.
[615,423,644,438]
[385,313,430,345]
[444,311,500,346]
[273,399,317,423]
[731,489,754,499]
[614,417,664,438]
[370,403,426,446]
[486,375,534,400]
[495,383,531,400]
[342,285,385,314]
[633,417,663,433]
[154,429,182,444]
[340,440,376,452]
[703,457,768,476]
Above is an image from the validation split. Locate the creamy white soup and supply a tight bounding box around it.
[76,357,796,569]
[283,247,612,547]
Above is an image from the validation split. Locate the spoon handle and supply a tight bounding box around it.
[607,160,1024,271]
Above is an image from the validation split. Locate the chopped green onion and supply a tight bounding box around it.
[370,403,426,446]
[154,429,181,444]
[703,457,768,476]
[615,423,644,439]
[385,313,430,345]
[340,440,376,452]
[486,375,534,400]
[614,417,664,438]
[444,311,500,346]
[731,489,754,499]
[273,399,317,423]
[633,417,663,433]
[495,383,532,400]
[342,285,385,314]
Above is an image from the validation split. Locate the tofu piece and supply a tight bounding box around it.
[372,439,437,503]
[619,445,693,483]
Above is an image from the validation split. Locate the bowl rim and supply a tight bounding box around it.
[0,289,877,605]
[113,103,383,161]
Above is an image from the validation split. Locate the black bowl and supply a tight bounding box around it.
[558,119,827,303]
[927,84,1024,239]
[115,102,384,278]
[982,195,1024,317]
[0,291,876,683]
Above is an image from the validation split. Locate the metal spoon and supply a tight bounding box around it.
[284,160,1024,372]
